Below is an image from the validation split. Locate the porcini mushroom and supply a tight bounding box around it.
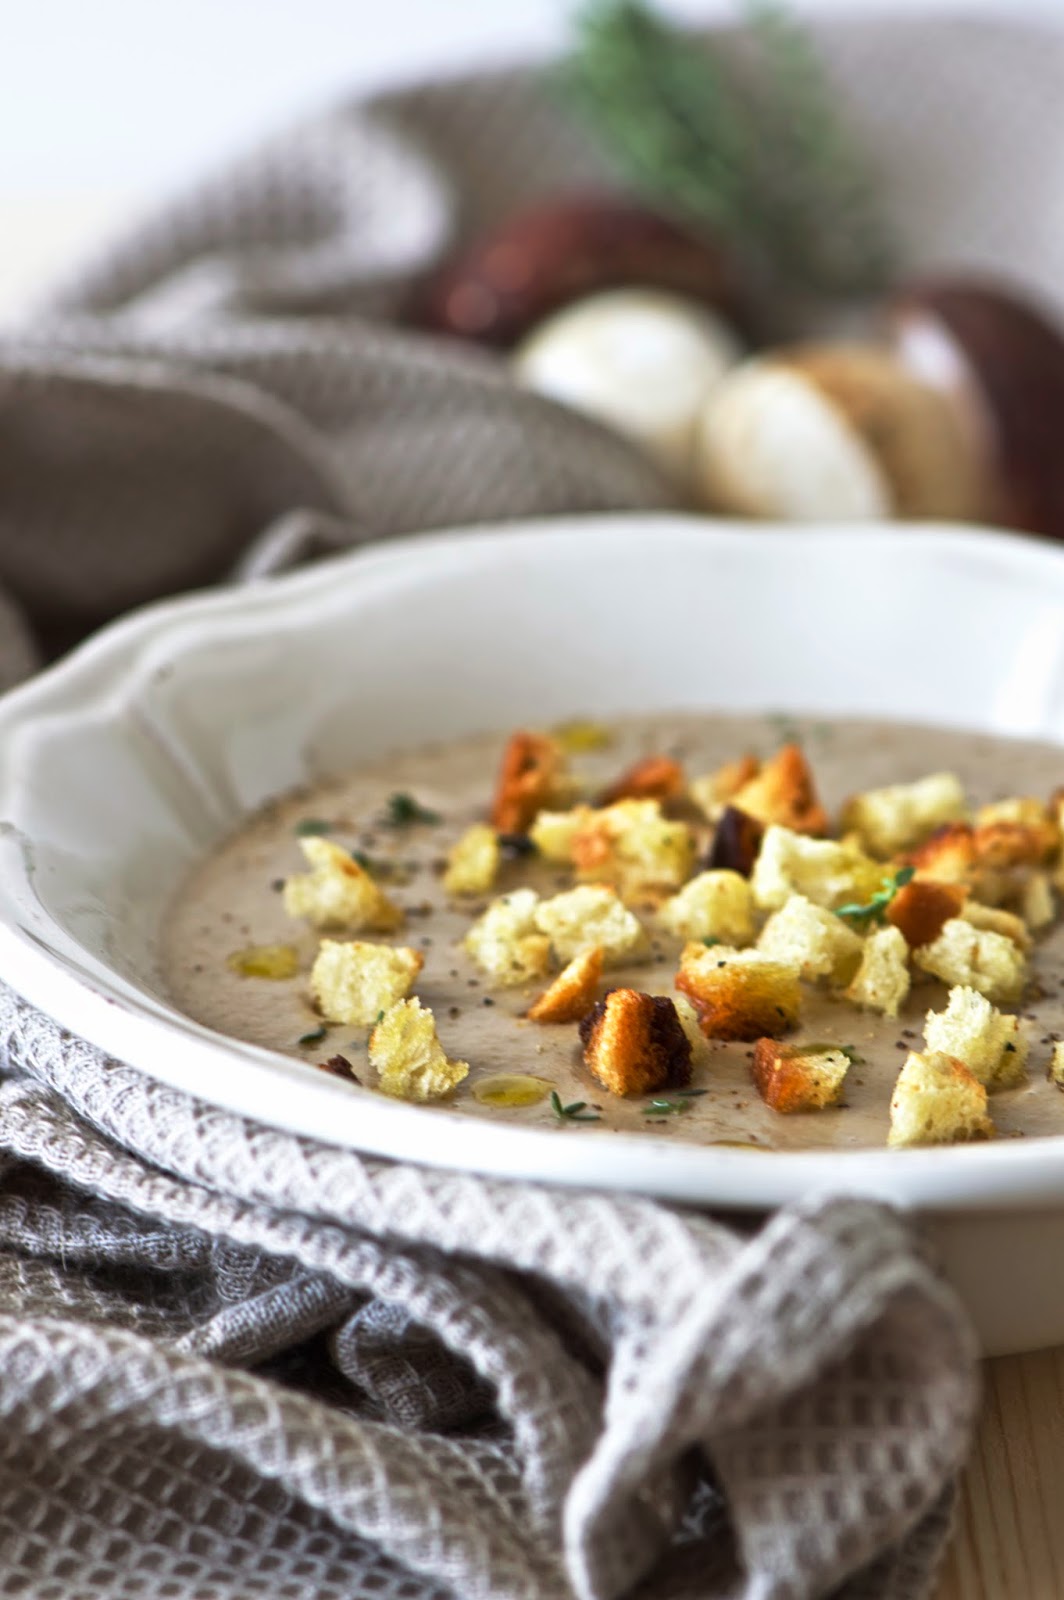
[513,287,742,482]
[890,278,1064,541]
[409,191,745,349]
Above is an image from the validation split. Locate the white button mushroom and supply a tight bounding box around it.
[512,288,742,484]
[692,344,986,523]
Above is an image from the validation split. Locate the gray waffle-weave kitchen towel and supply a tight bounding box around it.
[3,11,1059,1596]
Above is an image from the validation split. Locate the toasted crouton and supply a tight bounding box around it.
[533,884,647,967]
[283,837,404,933]
[913,918,1026,1005]
[676,942,801,1041]
[670,994,706,1054]
[886,878,967,947]
[704,805,765,877]
[369,998,468,1101]
[529,806,589,863]
[310,940,424,1027]
[845,925,911,1018]
[729,743,828,835]
[757,894,864,985]
[842,772,967,858]
[887,1050,994,1147]
[958,900,1032,950]
[598,754,685,807]
[443,823,500,896]
[579,989,692,1096]
[570,799,695,900]
[751,1040,850,1112]
[690,755,760,823]
[1049,1042,1064,1089]
[463,889,552,987]
[491,731,573,835]
[1021,871,1055,931]
[907,823,977,885]
[527,946,603,1023]
[751,824,883,912]
[923,985,1028,1090]
[658,870,755,946]
[975,797,1059,861]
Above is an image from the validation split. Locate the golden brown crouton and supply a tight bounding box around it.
[1021,871,1055,931]
[675,942,801,1041]
[958,901,1032,950]
[598,754,685,807]
[975,797,1059,862]
[913,917,1026,1005]
[491,731,572,835]
[751,825,883,913]
[886,878,967,947]
[369,998,469,1102]
[463,889,553,987]
[887,1050,994,1148]
[442,823,501,896]
[569,799,696,900]
[527,946,604,1023]
[923,985,1028,1090]
[704,805,765,877]
[310,940,424,1027]
[756,894,863,985]
[283,838,404,934]
[751,1040,851,1113]
[578,988,692,1097]
[845,926,911,1018]
[533,884,647,967]
[690,755,760,822]
[729,743,828,836]
[906,823,977,885]
[842,773,967,858]
[658,870,755,945]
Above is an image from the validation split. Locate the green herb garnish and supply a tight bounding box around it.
[294,818,333,837]
[835,867,915,930]
[702,936,721,948]
[564,0,894,296]
[550,1091,601,1123]
[644,1096,695,1116]
[384,792,441,828]
[297,1024,328,1047]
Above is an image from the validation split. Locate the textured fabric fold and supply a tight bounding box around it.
[0,12,1049,1595]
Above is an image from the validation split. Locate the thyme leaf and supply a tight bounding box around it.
[383,792,442,828]
[550,1091,601,1123]
[835,867,915,930]
[294,817,333,837]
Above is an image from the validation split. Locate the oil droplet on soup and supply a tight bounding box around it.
[473,1074,553,1108]
[226,944,300,980]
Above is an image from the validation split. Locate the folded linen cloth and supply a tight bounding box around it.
[3,12,1058,1596]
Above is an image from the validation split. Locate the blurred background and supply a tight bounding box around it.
[2,0,1060,319]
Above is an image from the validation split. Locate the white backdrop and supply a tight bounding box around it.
[1,0,1061,315]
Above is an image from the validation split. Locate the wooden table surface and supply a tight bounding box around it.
[935,1346,1064,1599]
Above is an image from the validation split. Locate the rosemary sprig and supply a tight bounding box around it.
[551,1091,601,1123]
[564,0,895,296]
[835,867,914,930]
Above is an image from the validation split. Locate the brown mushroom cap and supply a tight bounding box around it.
[408,191,746,349]
[694,342,986,523]
[889,278,1064,541]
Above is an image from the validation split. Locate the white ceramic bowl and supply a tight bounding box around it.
[4,513,1064,1354]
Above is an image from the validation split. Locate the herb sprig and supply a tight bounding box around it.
[551,1091,601,1123]
[564,0,895,296]
[835,867,914,930]
[383,792,442,828]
